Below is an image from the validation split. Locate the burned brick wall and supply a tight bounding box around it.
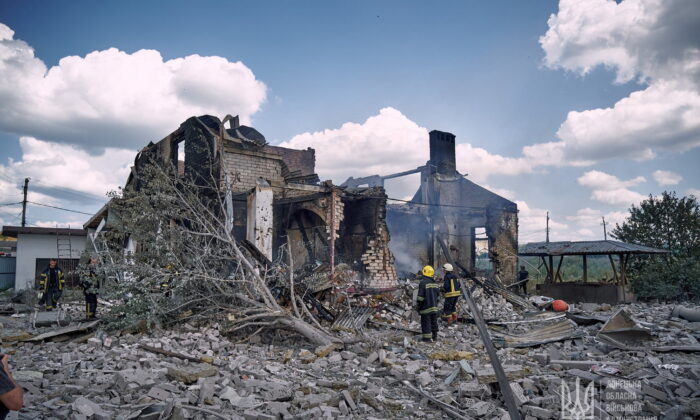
[385,177,518,282]
[487,209,518,284]
[385,206,431,276]
[339,189,398,289]
[221,145,286,194]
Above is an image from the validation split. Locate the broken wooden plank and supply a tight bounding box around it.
[26,320,101,342]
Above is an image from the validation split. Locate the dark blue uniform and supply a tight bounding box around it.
[416,275,440,341]
[38,266,64,310]
[442,272,462,321]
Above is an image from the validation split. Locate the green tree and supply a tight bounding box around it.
[612,191,700,300]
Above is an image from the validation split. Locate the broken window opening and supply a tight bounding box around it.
[473,227,493,272]
[174,140,186,176]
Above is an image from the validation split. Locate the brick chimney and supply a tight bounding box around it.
[429,130,456,175]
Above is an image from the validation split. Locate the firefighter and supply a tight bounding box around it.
[416,265,440,342]
[38,259,64,311]
[441,263,462,324]
[79,258,101,319]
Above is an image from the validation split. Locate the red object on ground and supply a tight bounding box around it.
[552,299,569,312]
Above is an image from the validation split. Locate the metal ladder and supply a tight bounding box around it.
[56,227,73,262]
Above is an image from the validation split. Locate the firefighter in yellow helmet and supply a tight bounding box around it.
[415,265,440,342]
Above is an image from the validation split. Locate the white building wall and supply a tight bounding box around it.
[15,234,86,290]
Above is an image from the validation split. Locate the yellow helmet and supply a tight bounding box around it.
[422,265,435,277]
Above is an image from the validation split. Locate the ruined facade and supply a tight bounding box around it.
[344,130,518,283]
[120,115,398,289]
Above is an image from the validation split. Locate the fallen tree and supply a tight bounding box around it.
[98,154,342,346]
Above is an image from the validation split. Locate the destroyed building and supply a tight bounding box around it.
[87,118,518,286]
[343,130,519,282]
[89,115,398,289]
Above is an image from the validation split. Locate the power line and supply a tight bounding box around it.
[0,202,21,207]
[31,179,105,202]
[27,201,94,216]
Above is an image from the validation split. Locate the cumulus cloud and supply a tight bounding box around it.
[0,22,267,152]
[577,170,645,190]
[652,169,682,186]
[281,107,427,180]
[577,170,647,206]
[280,107,540,198]
[3,137,133,197]
[565,207,629,240]
[516,200,569,243]
[0,137,134,226]
[539,0,700,163]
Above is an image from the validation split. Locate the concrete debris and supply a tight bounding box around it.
[1,291,698,419]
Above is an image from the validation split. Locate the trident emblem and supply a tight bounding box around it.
[561,378,595,420]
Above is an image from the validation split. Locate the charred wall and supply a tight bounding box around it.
[339,189,398,289]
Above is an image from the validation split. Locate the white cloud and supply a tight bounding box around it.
[3,137,133,197]
[0,137,134,226]
[577,170,645,190]
[590,188,647,207]
[516,200,569,243]
[454,144,534,183]
[539,0,700,163]
[566,207,602,225]
[280,107,428,198]
[652,169,682,186]
[565,207,629,240]
[577,170,647,206]
[280,107,541,199]
[0,22,267,152]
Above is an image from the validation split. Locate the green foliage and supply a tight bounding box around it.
[99,157,250,331]
[519,255,615,283]
[612,191,700,301]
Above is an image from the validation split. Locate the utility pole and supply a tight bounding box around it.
[21,177,29,227]
[602,216,607,240]
[546,211,550,243]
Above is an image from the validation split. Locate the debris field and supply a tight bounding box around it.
[1,288,699,420]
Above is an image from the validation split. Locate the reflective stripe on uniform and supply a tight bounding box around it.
[419,306,438,315]
[444,278,461,297]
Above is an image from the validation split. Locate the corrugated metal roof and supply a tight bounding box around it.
[519,240,669,256]
[331,306,375,331]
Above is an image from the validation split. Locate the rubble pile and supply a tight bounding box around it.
[2,290,699,419]
[470,289,519,321]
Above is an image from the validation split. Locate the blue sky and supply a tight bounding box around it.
[0,0,699,242]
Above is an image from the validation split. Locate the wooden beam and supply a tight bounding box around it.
[548,255,554,284]
[555,256,564,283]
[608,255,619,284]
[582,255,588,283]
[619,254,626,286]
